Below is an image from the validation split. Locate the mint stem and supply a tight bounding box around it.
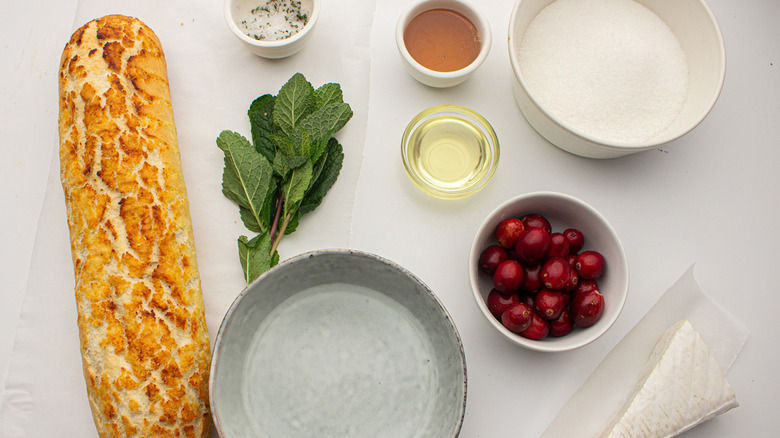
[269,190,284,242]
[270,213,291,255]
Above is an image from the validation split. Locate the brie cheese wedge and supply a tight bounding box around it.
[600,320,738,438]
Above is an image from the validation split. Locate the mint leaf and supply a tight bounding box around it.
[308,149,327,192]
[217,130,274,233]
[301,103,353,139]
[284,211,299,235]
[238,233,279,283]
[267,133,296,157]
[238,206,262,233]
[274,73,315,136]
[248,94,277,163]
[314,83,343,109]
[282,158,314,218]
[299,102,352,162]
[272,150,308,180]
[259,180,280,231]
[297,128,312,158]
[301,138,343,215]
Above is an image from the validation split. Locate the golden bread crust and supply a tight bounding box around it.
[58,14,211,438]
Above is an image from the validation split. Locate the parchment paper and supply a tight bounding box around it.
[0,0,374,436]
[540,265,750,438]
[1,1,756,437]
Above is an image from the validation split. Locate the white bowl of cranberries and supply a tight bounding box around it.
[469,192,629,352]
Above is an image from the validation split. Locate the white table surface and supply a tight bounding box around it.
[1,0,778,436]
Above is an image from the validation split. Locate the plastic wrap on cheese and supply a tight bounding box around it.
[600,320,738,438]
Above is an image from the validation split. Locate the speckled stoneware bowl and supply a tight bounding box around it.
[210,249,467,437]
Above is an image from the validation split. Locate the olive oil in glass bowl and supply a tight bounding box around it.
[402,104,499,199]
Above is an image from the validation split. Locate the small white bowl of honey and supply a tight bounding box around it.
[396,0,491,88]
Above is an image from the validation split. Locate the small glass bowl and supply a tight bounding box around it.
[401,104,499,200]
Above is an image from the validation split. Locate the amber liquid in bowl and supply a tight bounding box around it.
[403,9,481,72]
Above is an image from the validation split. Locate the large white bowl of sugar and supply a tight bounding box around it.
[508,0,725,159]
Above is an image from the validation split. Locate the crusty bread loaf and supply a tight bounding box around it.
[58,15,211,437]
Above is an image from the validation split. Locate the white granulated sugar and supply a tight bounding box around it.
[518,0,689,144]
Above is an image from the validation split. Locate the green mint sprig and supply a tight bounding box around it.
[217,73,352,283]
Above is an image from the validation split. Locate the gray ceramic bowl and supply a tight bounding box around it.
[210,249,467,437]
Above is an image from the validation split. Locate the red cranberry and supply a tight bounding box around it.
[575,250,606,279]
[550,309,574,337]
[571,290,605,328]
[541,256,572,290]
[548,232,570,258]
[479,245,509,275]
[574,279,600,298]
[562,270,579,293]
[534,289,566,320]
[501,302,534,333]
[518,291,536,307]
[521,263,543,293]
[486,289,519,319]
[560,291,573,307]
[563,228,585,254]
[496,218,525,249]
[521,213,552,234]
[514,228,551,264]
[493,260,524,293]
[518,311,550,340]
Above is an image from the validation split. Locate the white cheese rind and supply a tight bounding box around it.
[601,320,738,438]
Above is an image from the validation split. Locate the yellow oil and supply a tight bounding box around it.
[407,115,492,191]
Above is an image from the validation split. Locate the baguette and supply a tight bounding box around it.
[58,15,211,437]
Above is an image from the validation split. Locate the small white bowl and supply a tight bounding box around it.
[468,192,629,352]
[508,0,726,158]
[396,0,491,88]
[225,0,320,59]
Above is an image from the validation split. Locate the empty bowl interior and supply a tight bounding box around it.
[469,193,629,352]
[211,250,466,437]
[509,0,725,147]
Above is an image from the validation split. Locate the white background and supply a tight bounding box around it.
[1,0,778,436]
